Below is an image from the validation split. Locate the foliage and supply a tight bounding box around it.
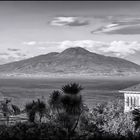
[11,104,21,115]
[62,83,83,95]
[49,90,62,112]
[0,99,13,125]
[78,99,137,140]
[0,122,67,140]
[25,99,47,123]
[49,83,84,139]
[102,112,135,137]
[1,83,140,140]
[132,108,140,130]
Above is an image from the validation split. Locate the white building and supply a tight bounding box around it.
[119,84,140,112]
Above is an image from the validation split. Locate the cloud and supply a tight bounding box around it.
[8,48,20,51]
[91,16,140,34]
[38,47,47,50]
[0,53,9,56]
[15,52,26,57]
[23,41,36,46]
[22,40,140,58]
[53,40,140,58]
[98,41,140,57]
[92,24,140,34]
[49,16,89,27]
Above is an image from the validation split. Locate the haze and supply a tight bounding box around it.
[0,1,140,65]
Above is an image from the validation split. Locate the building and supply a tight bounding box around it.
[119,84,140,112]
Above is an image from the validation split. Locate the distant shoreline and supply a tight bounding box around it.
[0,73,140,80]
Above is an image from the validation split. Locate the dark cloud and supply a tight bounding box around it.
[66,20,89,26]
[104,25,140,34]
[15,52,26,57]
[91,16,140,35]
[8,48,20,51]
[91,24,140,35]
[0,53,9,56]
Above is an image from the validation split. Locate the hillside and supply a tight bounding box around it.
[0,47,140,77]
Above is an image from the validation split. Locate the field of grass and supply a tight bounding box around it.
[0,76,140,109]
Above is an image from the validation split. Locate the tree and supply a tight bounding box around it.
[25,100,36,123]
[49,90,62,116]
[36,99,47,122]
[11,104,21,115]
[25,99,47,123]
[1,99,13,125]
[49,83,84,139]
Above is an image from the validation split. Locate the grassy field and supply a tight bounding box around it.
[0,76,140,109]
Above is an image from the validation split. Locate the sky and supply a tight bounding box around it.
[1,1,140,64]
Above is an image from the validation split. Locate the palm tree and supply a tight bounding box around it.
[49,83,84,139]
[25,99,46,123]
[61,83,84,138]
[36,99,46,122]
[11,104,21,115]
[62,83,83,95]
[63,83,84,135]
[49,90,62,115]
[25,100,36,123]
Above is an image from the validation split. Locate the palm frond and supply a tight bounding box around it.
[61,95,83,115]
[49,90,62,110]
[11,104,21,115]
[62,83,83,95]
[25,101,37,112]
[37,99,46,111]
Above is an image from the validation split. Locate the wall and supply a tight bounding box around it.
[124,93,140,112]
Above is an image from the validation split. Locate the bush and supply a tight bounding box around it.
[79,99,137,140]
[0,122,68,140]
[1,89,140,140]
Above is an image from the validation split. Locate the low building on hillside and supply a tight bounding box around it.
[119,84,140,112]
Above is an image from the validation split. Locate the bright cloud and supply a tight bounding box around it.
[49,16,89,26]
[25,40,140,58]
[50,17,76,26]
[2,40,140,65]
[98,41,140,57]
[23,41,37,46]
[56,40,140,57]
[22,40,140,58]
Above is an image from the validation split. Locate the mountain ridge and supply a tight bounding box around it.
[0,47,140,77]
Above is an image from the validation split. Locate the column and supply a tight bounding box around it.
[134,97,136,107]
[127,96,129,107]
[131,96,133,107]
[137,97,139,106]
[129,96,131,107]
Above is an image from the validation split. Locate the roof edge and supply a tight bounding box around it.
[119,90,140,93]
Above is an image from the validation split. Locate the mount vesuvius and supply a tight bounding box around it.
[0,47,140,77]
